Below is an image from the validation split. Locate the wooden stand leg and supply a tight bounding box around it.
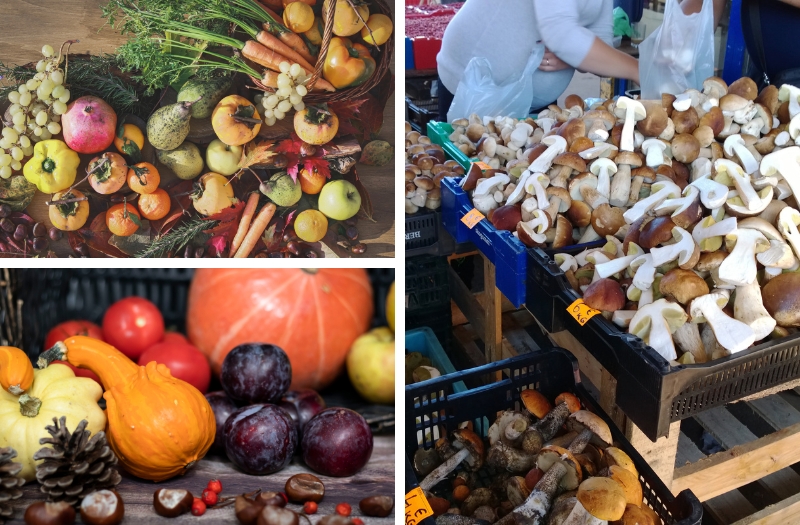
[483,255,502,366]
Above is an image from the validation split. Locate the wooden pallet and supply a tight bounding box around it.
[446,252,800,525]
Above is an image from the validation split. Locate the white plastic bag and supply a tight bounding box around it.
[638,0,715,99]
[447,45,544,122]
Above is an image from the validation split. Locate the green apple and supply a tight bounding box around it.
[346,327,394,404]
[318,180,361,220]
[205,139,243,176]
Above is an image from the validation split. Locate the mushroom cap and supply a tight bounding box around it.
[569,172,598,201]
[565,94,585,110]
[607,465,643,507]
[584,109,615,129]
[703,76,728,96]
[757,85,781,114]
[631,166,657,183]
[547,186,573,212]
[695,251,728,271]
[577,477,627,521]
[673,107,699,134]
[720,94,750,113]
[603,447,638,476]
[699,106,725,136]
[637,101,669,137]
[615,97,647,121]
[553,215,575,248]
[557,118,587,147]
[591,157,618,176]
[570,136,596,154]
[520,389,552,419]
[452,429,485,470]
[567,200,592,228]
[536,446,583,490]
[413,448,441,477]
[672,134,701,163]
[659,269,709,305]
[729,77,758,101]
[567,410,613,446]
[490,204,523,232]
[614,504,656,525]
[506,476,531,507]
[414,176,435,191]
[555,392,582,414]
[689,291,730,322]
[553,152,588,172]
[762,273,800,327]
[639,216,676,250]
[583,278,626,312]
[614,151,642,168]
[591,203,625,237]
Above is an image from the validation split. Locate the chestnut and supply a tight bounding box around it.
[257,505,299,525]
[236,495,266,525]
[285,473,324,503]
[256,491,287,508]
[80,490,124,525]
[153,488,193,518]
[359,495,394,517]
[24,501,76,525]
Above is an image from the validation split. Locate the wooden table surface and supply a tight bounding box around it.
[0,0,396,258]
[6,436,395,524]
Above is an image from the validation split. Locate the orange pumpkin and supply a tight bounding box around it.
[39,336,215,482]
[211,95,262,146]
[0,346,34,395]
[186,269,373,390]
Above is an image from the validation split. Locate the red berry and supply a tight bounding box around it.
[201,489,218,506]
[352,519,364,525]
[303,501,318,514]
[207,479,223,494]
[335,503,351,516]
[191,497,206,516]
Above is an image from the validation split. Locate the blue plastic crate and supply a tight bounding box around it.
[405,37,415,69]
[440,177,527,307]
[405,327,465,393]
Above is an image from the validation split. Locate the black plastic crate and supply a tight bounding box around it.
[406,305,452,355]
[406,209,458,257]
[527,246,800,440]
[405,350,702,525]
[406,255,450,313]
[406,97,438,134]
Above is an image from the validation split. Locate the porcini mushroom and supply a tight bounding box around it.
[530,135,568,174]
[654,185,702,228]
[690,174,729,210]
[649,227,700,268]
[419,429,484,491]
[734,280,777,341]
[718,228,770,285]
[623,180,682,224]
[614,98,647,152]
[690,290,755,353]
[566,411,612,455]
[778,206,800,259]
[761,146,800,200]
[591,158,617,201]
[629,299,688,360]
[525,172,552,210]
[723,135,759,174]
[560,477,627,525]
[642,139,667,167]
[778,84,800,120]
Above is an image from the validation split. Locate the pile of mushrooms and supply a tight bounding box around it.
[447,78,800,364]
[413,389,664,525]
[406,121,465,214]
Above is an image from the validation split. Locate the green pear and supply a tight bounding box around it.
[147,99,199,151]
[157,141,204,180]
[177,78,231,119]
[260,172,301,207]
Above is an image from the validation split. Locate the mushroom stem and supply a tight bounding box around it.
[673,321,708,363]
[560,501,601,525]
[609,164,631,207]
[691,292,755,353]
[734,281,776,341]
[420,448,470,491]
[487,441,536,474]
[498,461,568,525]
[567,429,594,456]
[535,403,571,441]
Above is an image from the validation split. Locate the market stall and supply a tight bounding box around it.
[0,268,396,524]
[0,0,395,258]
[404,1,800,513]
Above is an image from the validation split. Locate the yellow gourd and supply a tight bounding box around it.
[39,336,215,482]
[0,364,106,481]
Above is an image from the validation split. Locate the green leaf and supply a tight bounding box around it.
[0,175,36,212]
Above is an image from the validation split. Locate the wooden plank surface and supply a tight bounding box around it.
[672,421,800,501]
[0,0,395,258]
[748,396,800,430]
[731,492,800,525]
[676,432,706,467]
[704,491,760,525]
[6,436,395,524]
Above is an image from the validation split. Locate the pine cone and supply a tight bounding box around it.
[0,447,24,524]
[33,417,121,506]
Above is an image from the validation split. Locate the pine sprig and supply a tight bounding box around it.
[135,217,217,258]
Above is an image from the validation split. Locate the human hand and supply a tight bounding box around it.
[538,49,570,72]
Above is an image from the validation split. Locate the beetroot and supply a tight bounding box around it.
[62,96,117,154]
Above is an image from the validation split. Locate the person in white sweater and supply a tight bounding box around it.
[436,0,640,120]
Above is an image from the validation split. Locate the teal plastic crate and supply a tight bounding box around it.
[427,121,474,171]
[405,327,465,393]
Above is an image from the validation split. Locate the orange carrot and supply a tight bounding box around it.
[234,202,277,258]
[261,22,315,64]
[242,40,295,72]
[257,3,282,21]
[230,192,260,255]
[256,30,315,72]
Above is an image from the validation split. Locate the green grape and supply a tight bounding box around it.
[34,72,45,81]
[42,45,54,57]
[277,87,292,98]
[273,109,285,120]
[5,128,18,143]
[52,101,67,115]
[289,63,303,78]
[0,166,11,179]
[12,113,25,127]
[254,93,264,105]
[51,85,65,99]
[289,93,302,105]
[279,62,290,73]
[7,91,20,104]
[49,70,64,85]
[36,60,46,72]
[10,161,21,171]
[47,122,61,135]
[277,74,292,89]
[10,147,23,161]
[40,78,54,93]
[39,129,52,140]
[265,95,279,109]
[264,116,277,126]
[17,85,28,95]
[13,124,25,134]
[19,92,32,107]
[295,85,308,97]
[59,91,70,103]
[277,100,292,113]
[293,102,305,112]
[263,108,274,119]
[26,79,40,91]
[18,136,30,148]
[0,139,11,150]
[0,154,10,167]
[21,145,33,156]
[8,104,21,116]
[33,127,43,137]
[35,112,48,126]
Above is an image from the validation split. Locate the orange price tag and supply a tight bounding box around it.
[405,487,433,525]
[461,208,485,229]
[567,298,601,326]
[474,161,492,171]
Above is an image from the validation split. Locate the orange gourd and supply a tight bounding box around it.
[38,336,215,482]
[186,269,373,390]
[0,346,34,395]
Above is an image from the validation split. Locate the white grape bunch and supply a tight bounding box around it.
[0,43,71,179]
[254,62,308,126]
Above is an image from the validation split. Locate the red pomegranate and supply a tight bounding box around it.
[61,96,117,154]
[186,269,373,390]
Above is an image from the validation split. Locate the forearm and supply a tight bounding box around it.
[680,0,726,28]
[778,0,800,7]
[576,37,640,83]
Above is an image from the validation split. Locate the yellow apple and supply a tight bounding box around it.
[386,282,395,331]
[346,327,395,404]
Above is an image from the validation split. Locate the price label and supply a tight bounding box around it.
[461,208,485,229]
[474,161,492,171]
[405,487,434,525]
[567,298,601,326]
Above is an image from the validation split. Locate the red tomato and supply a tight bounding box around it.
[138,342,211,393]
[44,320,104,350]
[102,297,165,360]
[162,332,189,345]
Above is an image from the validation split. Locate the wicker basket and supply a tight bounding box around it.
[251,0,394,103]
